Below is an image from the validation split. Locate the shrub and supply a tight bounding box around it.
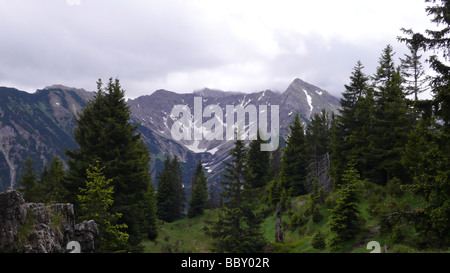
[386,177,403,198]
[312,205,323,223]
[311,230,326,250]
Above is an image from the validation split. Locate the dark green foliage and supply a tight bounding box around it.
[16,158,40,203]
[311,178,327,206]
[371,45,413,185]
[78,161,129,252]
[364,181,387,218]
[349,88,376,181]
[386,177,404,198]
[312,230,326,250]
[41,157,68,204]
[269,145,283,179]
[267,177,281,208]
[305,110,333,192]
[421,0,450,127]
[156,156,185,222]
[395,0,450,249]
[377,197,410,237]
[245,132,271,188]
[402,117,450,247]
[398,30,428,102]
[142,182,158,240]
[330,61,372,186]
[209,138,266,253]
[170,156,186,220]
[311,205,323,223]
[280,114,307,196]
[306,110,332,159]
[188,161,208,218]
[328,165,363,249]
[66,78,153,251]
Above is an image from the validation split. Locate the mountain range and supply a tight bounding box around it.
[0,79,340,195]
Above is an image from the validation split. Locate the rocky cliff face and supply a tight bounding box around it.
[0,190,98,253]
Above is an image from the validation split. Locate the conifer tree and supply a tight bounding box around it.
[329,164,362,249]
[78,161,129,252]
[329,63,376,184]
[306,110,333,191]
[245,131,270,188]
[402,117,450,247]
[171,156,186,219]
[269,145,283,179]
[17,158,40,202]
[398,30,428,102]
[267,176,282,208]
[209,137,266,253]
[371,45,413,185]
[156,155,185,222]
[280,114,307,196]
[142,182,158,240]
[421,0,450,127]
[188,161,208,218]
[397,0,450,249]
[156,156,178,222]
[41,157,68,204]
[349,88,377,181]
[66,78,154,251]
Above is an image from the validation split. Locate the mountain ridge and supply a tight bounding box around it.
[0,78,340,194]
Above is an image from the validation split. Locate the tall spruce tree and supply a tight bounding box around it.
[142,181,158,240]
[371,45,413,185]
[402,117,450,247]
[245,131,271,188]
[280,113,307,196]
[156,155,185,222]
[209,137,266,253]
[331,61,376,185]
[422,0,450,128]
[329,164,363,249]
[188,161,208,218]
[349,88,377,181]
[398,30,428,102]
[66,78,154,251]
[17,158,40,203]
[269,145,283,179]
[399,0,450,248]
[306,110,333,192]
[171,156,186,219]
[156,156,177,222]
[41,157,68,204]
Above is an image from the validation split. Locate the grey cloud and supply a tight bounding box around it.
[0,0,424,98]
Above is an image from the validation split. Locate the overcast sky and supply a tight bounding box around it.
[0,0,436,98]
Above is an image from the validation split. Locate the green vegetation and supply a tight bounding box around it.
[142,180,448,253]
[78,161,129,253]
[66,78,157,252]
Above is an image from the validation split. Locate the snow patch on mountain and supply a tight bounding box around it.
[303,89,313,116]
[184,140,207,153]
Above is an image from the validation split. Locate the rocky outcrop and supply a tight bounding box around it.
[0,190,98,253]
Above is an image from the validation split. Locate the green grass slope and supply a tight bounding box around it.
[143,181,449,253]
